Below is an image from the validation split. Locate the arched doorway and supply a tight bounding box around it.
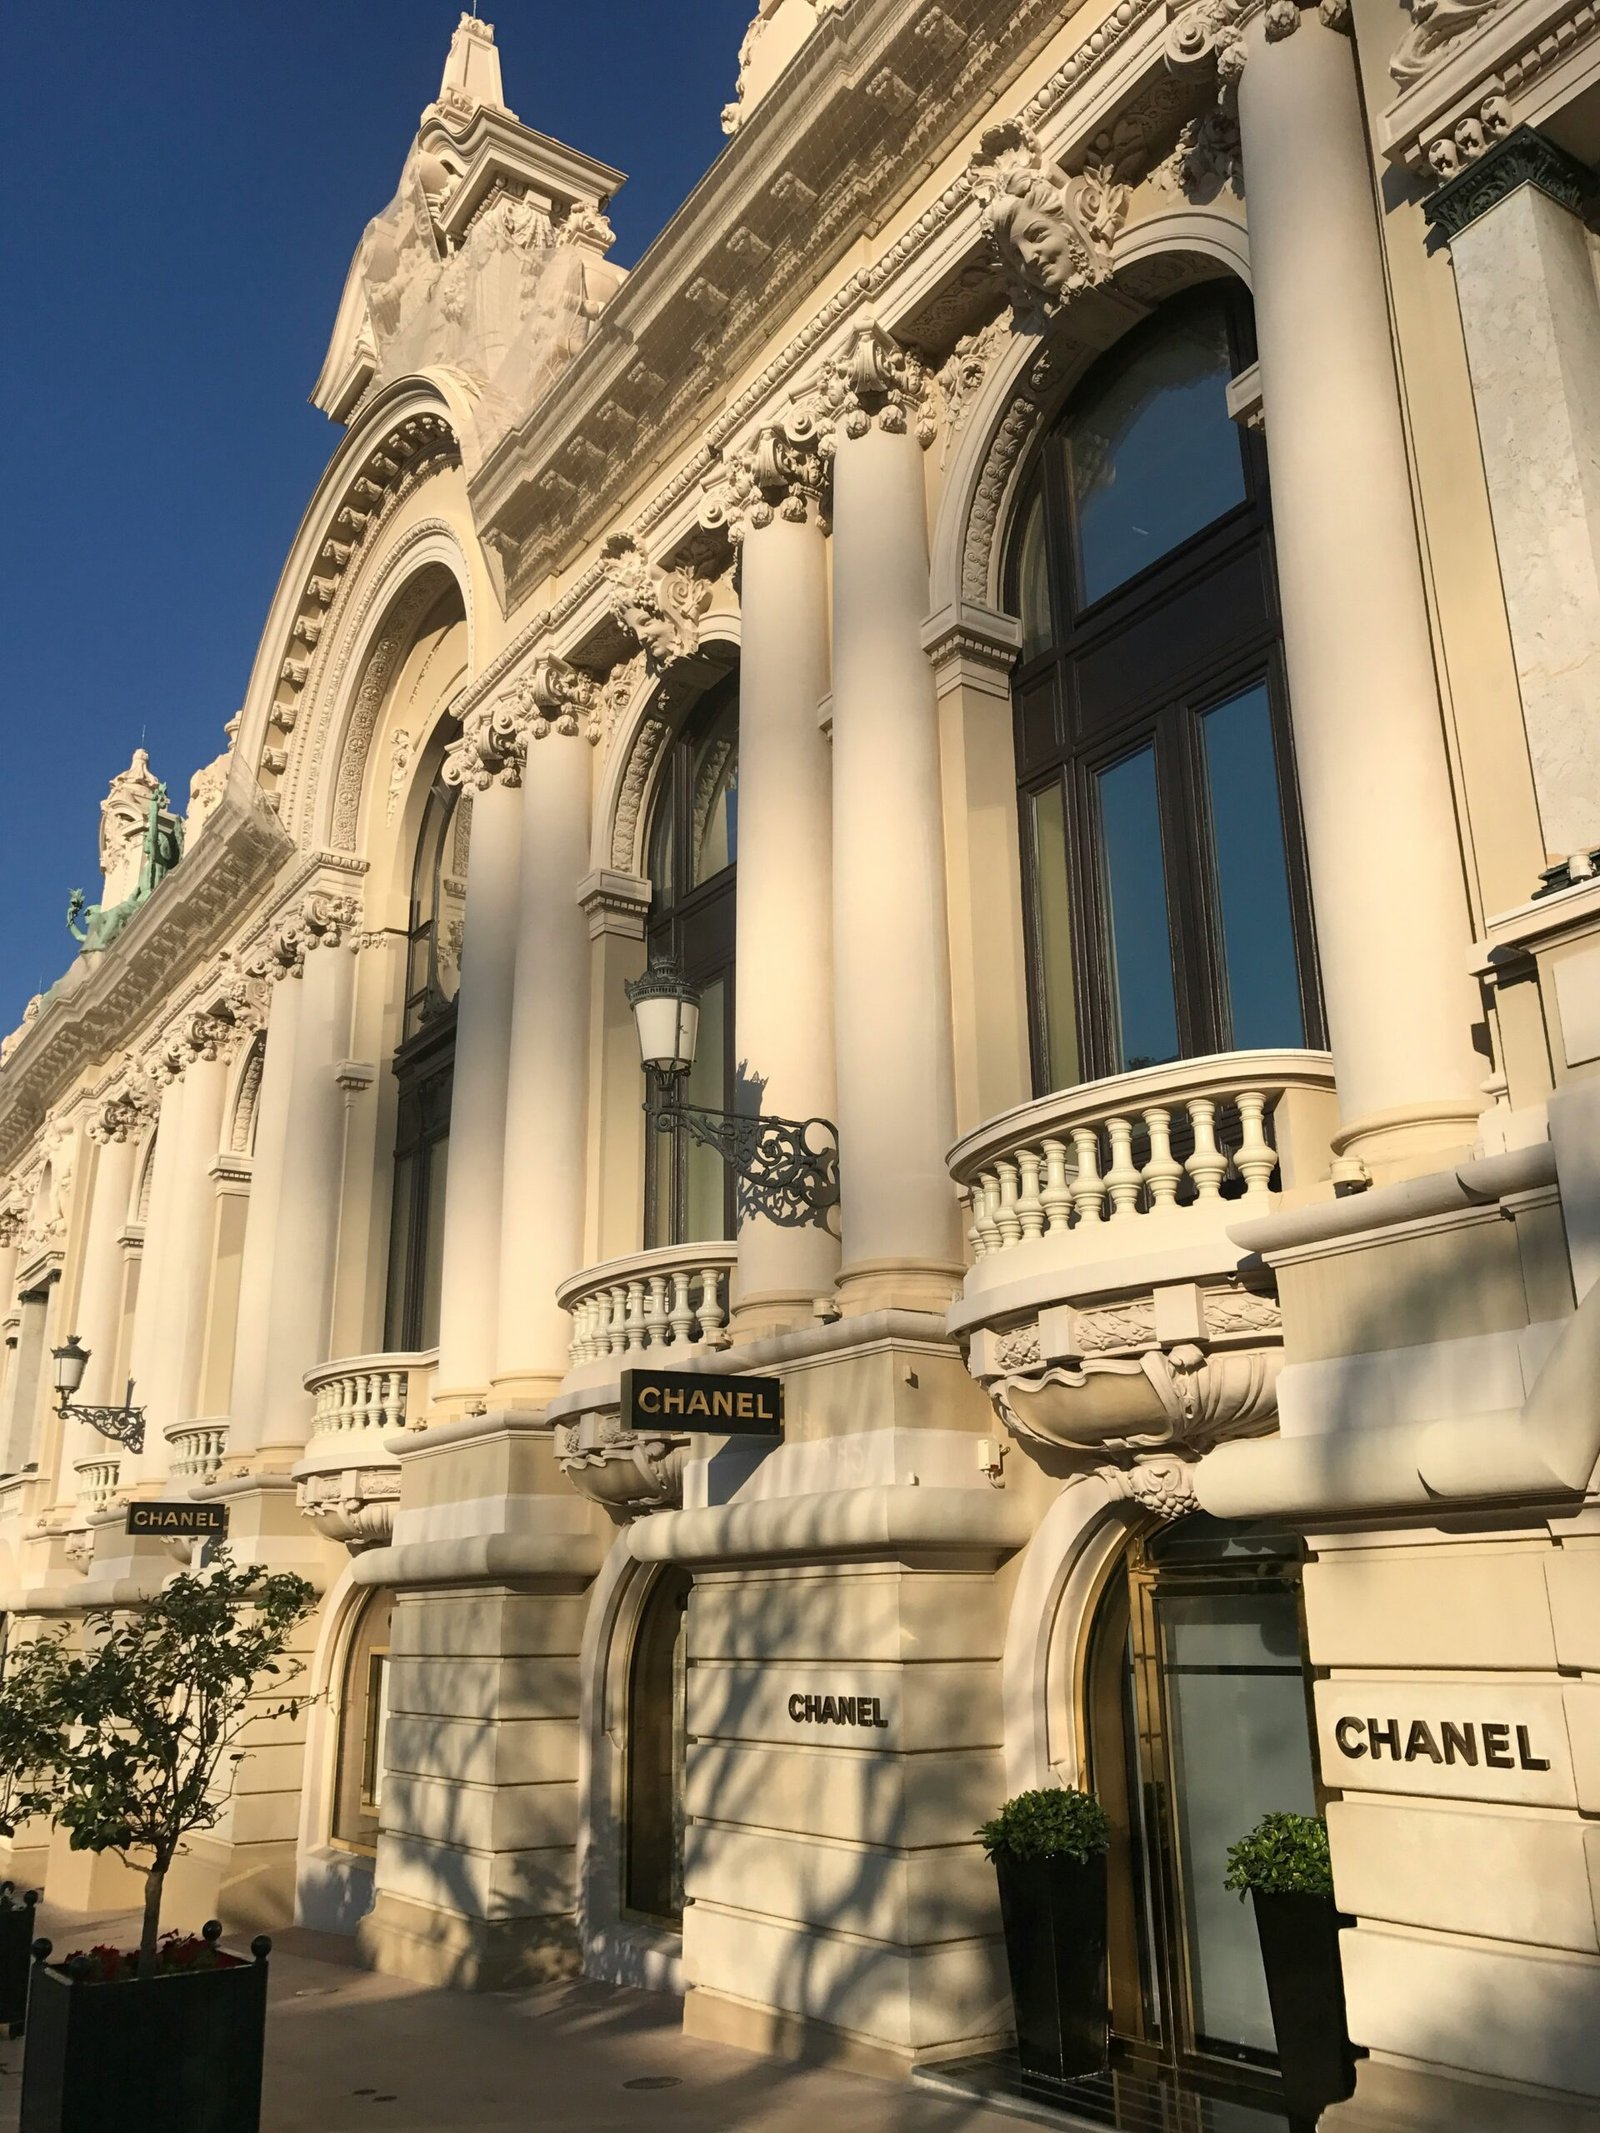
[1083,1514,1318,2119]
[623,1564,692,1926]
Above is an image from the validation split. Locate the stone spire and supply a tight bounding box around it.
[436,13,508,122]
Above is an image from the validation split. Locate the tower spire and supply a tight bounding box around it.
[438,13,506,119]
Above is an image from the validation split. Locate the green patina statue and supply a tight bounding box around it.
[67,782,184,954]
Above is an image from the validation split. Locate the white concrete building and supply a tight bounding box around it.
[4,5,1600,2125]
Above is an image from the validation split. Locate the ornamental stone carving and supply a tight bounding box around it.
[295,1467,400,1552]
[1099,1454,1199,1521]
[555,1409,689,1521]
[1390,0,1509,88]
[1166,0,1349,94]
[517,654,604,745]
[968,124,1129,316]
[443,691,524,792]
[700,424,829,540]
[798,321,938,450]
[88,1076,159,1145]
[263,893,362,981]
[601,533,715,672]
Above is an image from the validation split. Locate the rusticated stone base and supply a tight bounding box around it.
[357,1888,580,1992]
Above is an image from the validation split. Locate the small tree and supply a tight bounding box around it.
[0,1630,72,1839]
[50,1552,315,1973]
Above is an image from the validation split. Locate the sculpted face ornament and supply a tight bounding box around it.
[969,123,1126,316]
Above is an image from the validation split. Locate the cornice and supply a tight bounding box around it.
[1379,0,1600,173]
[0,791,293,1173]
[468,0,1097,597]
[1424,120,1598,233]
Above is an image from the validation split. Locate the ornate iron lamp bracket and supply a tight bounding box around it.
[650,1089,840,1231]
[58,1385,146,1455]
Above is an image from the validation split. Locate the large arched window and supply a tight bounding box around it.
[383,772,471,1350]
[643,674,739,1246]
[1008,286,1323,1094]
[624,1565,691,1924]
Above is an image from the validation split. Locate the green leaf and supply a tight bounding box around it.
[976,1787,1111,1864]
[1222,1811,1334,1899]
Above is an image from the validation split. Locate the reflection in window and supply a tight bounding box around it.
[1097,749,1180,1073]
[332,1590,395,1855]
[1016,485,1054,662]
[1067,304,1245,607]
[403,779,472,1041]
[1029,783,1080,1092]
[643,674,739,1247]
[1201,686,1305,1051]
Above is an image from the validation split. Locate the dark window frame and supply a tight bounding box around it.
[643,671,739,1248]
[1008,285,1325,1094]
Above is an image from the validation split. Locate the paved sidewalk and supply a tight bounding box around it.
[0,1904,1030,2133]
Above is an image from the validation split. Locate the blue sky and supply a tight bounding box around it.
[1,0,752,1035]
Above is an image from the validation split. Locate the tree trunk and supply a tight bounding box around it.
[138,1858,166,1975]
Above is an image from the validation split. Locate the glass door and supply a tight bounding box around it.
[1087,1517,1318,2115]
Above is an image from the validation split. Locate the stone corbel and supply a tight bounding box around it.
[554,1408,689,1521]
[577,869,653,941]
[295,1466,400,1552]
[601,532,715,673]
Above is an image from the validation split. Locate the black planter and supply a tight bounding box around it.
[20,1926,272,2133]
[0,1888,39,2033]
[993,1848,1109,2089]
[1251,1889,1357,2130]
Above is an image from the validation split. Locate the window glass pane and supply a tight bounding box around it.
[1159,1587,1316,2057]
[690,725,739,886]
[433,796,468,1012]
[1097,748,1179,1072]
[1029,783,1080,1093]
[1067,304,1245,608]
[683,977,729,1240]
[1016,485,1054,662]
[383,1150,417,1351]
[648,783,675,904]
[418,1135,449,1351]
[1201,685,1305,1051]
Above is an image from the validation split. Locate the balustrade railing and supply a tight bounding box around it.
[304,1350,437,1443]
[74,1456,121,1515]
[558,1243,738,1368]
[949,1052,1337,1264]
[164,1419,229,1486]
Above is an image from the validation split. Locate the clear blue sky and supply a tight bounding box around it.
[1,1,752,1037]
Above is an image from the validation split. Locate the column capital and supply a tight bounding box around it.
[87,1074,160,1146]
[261,892,363,982]
[798,320,939,451]
[921,600,1024,683]
[1425,123,1599,234]
[442,693,524,793]
[1165,0,1350,95]
[700,423,830,542]
[600,532,715,672]
[576,868,653,941]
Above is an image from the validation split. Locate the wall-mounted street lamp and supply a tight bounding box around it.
[625,956,840,1231]
[51,1336,146,1454]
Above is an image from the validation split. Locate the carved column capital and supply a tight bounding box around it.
[263,892,362,982]
[442,693,524,792]
[1165,0,1349,96]
[701,424,830,541]
[798,321,939,451]
[88,1074,159,1145]
[514,653,604,746]
[601,533,715,672]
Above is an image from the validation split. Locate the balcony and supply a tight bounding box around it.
[557,1242,737,1390]
[947,1053,1338,1503]
[292,1349,436,1551]
[165,1419,229,1488]
[74,1455,122,1517]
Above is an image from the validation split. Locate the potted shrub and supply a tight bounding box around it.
[979,1786,1112,2090]
[0,1630,74,2033]
[1225,1810,1357,2130]
[18,1551,314,2133]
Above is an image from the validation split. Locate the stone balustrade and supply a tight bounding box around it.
[74,1456,121,1515]
[557,1244,737,1368]
[304,1350,437,1442]
[950,1051,1338,1268]
[164,1418,229,1486]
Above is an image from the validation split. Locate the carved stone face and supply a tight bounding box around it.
[994,192,1082,303]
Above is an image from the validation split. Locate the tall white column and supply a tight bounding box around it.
[435,727,523,1408]
[125,1073,187,1462]
[63,1126,140,1488]
[1235,8,1483,1167]
[716,441,840,1332]
[495,703,594,1401]
[826,331,962,1311]
[228,976,301,1455]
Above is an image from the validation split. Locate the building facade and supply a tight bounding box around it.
[4,4,1600,2125]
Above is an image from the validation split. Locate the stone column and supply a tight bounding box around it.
[822,328,962,1310]
[141,1046,230,1477]
[63,1122,141,1487]
[124,1071,189,1468]
[228,901,355,1460]
[495,669,595,1405]
[435,712,524,1411]
[1428,129,1600,866]
[707,433,840,1334]
[1228,5,1483,1169]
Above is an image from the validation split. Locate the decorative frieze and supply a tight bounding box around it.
[1424,121,1598,229]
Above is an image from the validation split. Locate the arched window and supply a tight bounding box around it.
[331,1588,394,1855]
[1008,287,1323,1093]
[624,1564,691,1924]
[643,675,739,1246]
[383,773,471,1350]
